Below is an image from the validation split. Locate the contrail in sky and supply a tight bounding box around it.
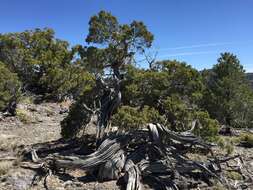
[158,50,218,58]
[153,41,253,52]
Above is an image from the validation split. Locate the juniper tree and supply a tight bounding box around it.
[202,52,253,128]
[61,11,154,141]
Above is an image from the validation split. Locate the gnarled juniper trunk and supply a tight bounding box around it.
[96,66,122,146]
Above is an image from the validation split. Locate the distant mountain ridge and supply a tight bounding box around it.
[246,73,253,88]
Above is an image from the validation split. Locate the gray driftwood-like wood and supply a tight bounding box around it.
[95,72,121,146]
[98,149,126,180]
[19,123,253,190]
[54,135,130,170]
[124,159,142,190]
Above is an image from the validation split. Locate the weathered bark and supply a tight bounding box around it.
[95,75,121,145]
[155,123,212,149]
[98,149,126,180]
[54,135,129,171]
[19,124,252,190]
[124,159,142,190]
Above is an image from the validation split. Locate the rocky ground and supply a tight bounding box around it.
[0,102,120,190]
[0,101,253,190]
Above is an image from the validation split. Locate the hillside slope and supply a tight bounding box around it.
[0,101,253,190]
[247,73,253,88]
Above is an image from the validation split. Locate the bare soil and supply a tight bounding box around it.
[0,102,120,190]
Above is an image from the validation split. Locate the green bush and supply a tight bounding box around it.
[60,82,95,139]
[193,111,219,141]
[226,171,243,180]
[111,105,165,131]
[162,94,193,131]
[122,61,204,108]
[217,137,234,155]
[16,108,32,124]
[0,61,21,113]
[41,65,95,100]
[0,29,95,101]
[239,133,253,147]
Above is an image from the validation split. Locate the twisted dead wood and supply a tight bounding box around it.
[18,123,253,190]
[54,135,129,170]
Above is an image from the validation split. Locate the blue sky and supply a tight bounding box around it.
[1,0,252,72]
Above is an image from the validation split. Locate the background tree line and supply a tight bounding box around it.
[0,11,253,141]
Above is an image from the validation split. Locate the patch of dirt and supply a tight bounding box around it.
[0,103,63,147]
[0,102,122,190]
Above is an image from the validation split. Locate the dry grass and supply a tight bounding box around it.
[0,161,13,176]
[44,107,55,116]
[16,108,32,124]
[186,153,207,162]
[226,170,243,180]
[60,99,73,109]
[19,96,34,104]
[0,135,19,151]
[212,183,227,190]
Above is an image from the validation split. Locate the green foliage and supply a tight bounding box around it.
[40,65,95,100]
[217,137,234,155]
[193,111,219,141]
[142,106,166,125]
[212,183,226,190]
[226,171,243,180]
[2,10,252,144]
[0,61,21,112]
[86,11,153,49]
[0,28,94,100]
[85,11,154,70]
[60,82,96,139]
[121,61,213,137]
[72,46,106,75]
[155,60,204,103]
[202,52,253,128]
[0,28,69,84]
[111,105,165,130]
[122,65,168,107]
[225,142,234,155]
[61,10,154,139]
[161,95,192,131]
[161,95,219,139]
[16,108,32,124]
[122,60,204,108]
[239,133,253,147]
[112,102,218,140]
[111,106,146,130]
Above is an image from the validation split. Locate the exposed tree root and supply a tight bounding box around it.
[19,124,253,190]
